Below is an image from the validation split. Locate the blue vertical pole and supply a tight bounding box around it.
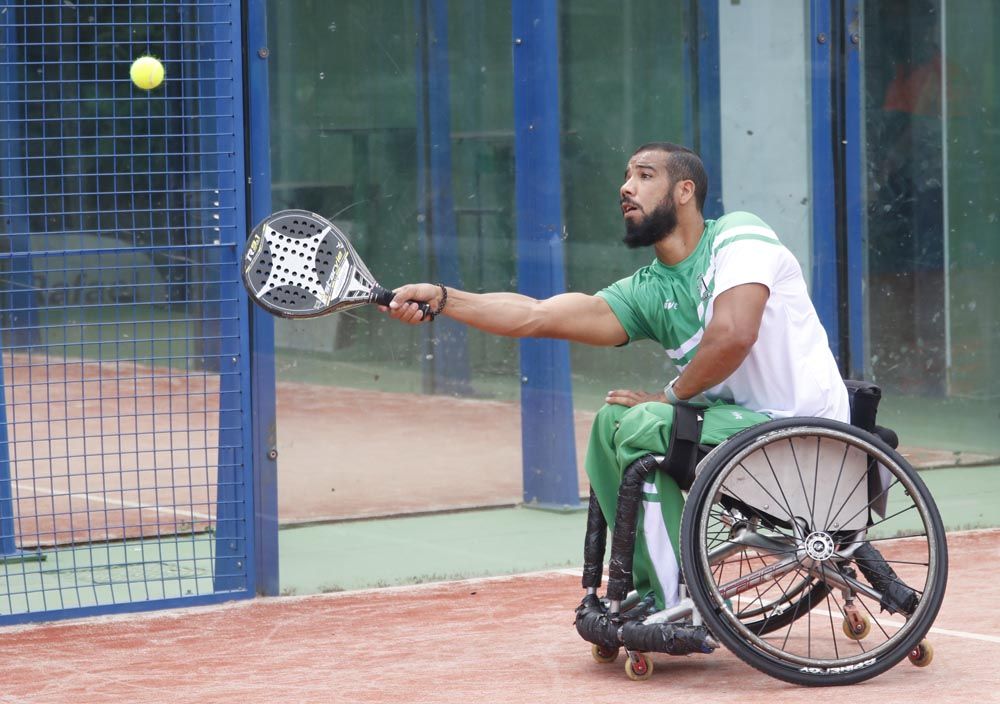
[512,0,580,510]
[415,0,472,396]
[246,0,278,597]
[696,0,724,218]
[0,3,31,560]
[843,0,864,378]
[810,0,841,348]
[0,5,38,348]
[682,1,696,149]
[211,0,253,594]
[0,360,18,557]
[682,0,723,215]
[0,355,39,561]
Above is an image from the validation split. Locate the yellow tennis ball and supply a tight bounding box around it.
[130,55,164,91]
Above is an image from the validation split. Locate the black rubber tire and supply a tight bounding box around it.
[680,418,948,686]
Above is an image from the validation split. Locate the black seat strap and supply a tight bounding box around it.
[661,404,704,491]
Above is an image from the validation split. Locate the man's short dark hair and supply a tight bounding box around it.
[632,142,708,212]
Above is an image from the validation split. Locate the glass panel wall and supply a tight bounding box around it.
[560,0,689,407]
[265,0,999,533]
[264,0,707,522]
[266,1,523,523]
[863,0,1000,459]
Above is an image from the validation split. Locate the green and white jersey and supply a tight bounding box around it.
[597,211,849,421]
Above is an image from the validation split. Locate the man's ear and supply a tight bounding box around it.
[675,179,696,206]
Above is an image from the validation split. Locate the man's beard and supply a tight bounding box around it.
[622,193,678,249]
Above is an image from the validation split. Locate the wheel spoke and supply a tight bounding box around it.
[823,464,870,532]
[835,476,904,530]
[822,442,851,532]
[760,445,801,530]
[789,438,818,526]
[824,584,865,653]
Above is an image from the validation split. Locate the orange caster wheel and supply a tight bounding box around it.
[591,643,620,664]
[625,652,654,681]
[842,614,871,640]
[908,640,933,667]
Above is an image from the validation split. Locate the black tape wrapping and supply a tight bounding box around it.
[370,285,394,306]
[582,489,607,590]
[621,620,717,655]
[853,542,919,615]
[574,593,622,650]
[620,594,657,623]
[606,455,661,602]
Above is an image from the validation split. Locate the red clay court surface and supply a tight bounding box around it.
[1,529,997,704]
[4,354,218,547]
[274,383,995,524]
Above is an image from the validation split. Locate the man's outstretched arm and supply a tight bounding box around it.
[383,283,629,348]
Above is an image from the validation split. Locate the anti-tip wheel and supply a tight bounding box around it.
[842,614,872,640]
[625,653,654,681]
[591,643,620,664]
[908,640,934,667]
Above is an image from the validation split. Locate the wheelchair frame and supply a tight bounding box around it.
[575,388,948,687]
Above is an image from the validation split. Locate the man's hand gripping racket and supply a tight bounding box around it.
[241,209,433,320]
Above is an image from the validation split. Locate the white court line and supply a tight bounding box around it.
[13,481,214,522]
[559,566,1000,645]
[802,605,1000,645]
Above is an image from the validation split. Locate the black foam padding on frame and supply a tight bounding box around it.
[621,620,716,655]
[573,593,622,650]
[582,489,608,589]
[606,455,661,602]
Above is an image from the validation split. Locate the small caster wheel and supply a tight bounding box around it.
[908,639,933,667]
[591,643,619,664]
[842,614,871,640]
[625,653,654,681]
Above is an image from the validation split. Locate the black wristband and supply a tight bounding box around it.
[432,283,448,318]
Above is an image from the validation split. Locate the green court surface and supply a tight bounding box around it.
[278,463,1000,595]
[1,536,218,616]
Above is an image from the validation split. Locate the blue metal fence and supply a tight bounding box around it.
[0,0,265,624]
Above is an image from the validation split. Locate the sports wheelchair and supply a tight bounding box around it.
[575,381,947,686]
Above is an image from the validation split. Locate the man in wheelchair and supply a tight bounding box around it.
[385,142,942,685]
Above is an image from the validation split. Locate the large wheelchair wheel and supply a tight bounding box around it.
[680,418,948,686]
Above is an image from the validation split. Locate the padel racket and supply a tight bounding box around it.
[241,209,431,319]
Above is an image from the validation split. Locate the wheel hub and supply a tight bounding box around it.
[804,531,835,561]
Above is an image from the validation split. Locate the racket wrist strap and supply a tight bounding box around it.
[432,283,448,318]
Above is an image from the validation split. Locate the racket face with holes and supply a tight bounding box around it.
[242,209,382,318]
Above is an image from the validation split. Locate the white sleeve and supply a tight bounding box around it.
[712,238,788,297]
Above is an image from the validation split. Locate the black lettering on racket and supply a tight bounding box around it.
[241,209,431,320]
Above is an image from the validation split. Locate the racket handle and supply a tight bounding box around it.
[371,285,433,320]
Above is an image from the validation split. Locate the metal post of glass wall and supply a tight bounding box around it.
[810,0,842,351]
[843,0,865,378]
[687,0,724,219]
[512,0,579,509]
[246,0,279,597]
[0,5,38,349]
[0,2,40,562]
[415,0,473,396]
[206,1,255,594]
